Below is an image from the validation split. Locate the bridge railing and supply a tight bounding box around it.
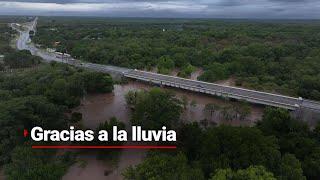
[130,70,300,100]
[124,72,300,110]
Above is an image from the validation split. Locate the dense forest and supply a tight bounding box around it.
[33,17,320,101]
[0,21,114,179]
[123,88,320,180]
[0,62,114,179]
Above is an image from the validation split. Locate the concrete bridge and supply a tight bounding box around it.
[10,18,320,113]
[123,70,320,112]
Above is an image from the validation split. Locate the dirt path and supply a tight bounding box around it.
[215,77,236,86]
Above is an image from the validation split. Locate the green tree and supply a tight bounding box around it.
[257,108,320,179]
[302,147,320,180]
[45,78,68,105]
[70,112,82,123]
[221,105,235,121]
[199,126,280,176]
[131,88,182,129]
[204,103,218,121]
[198,62,228,82]
[4,146,67,180]
[178,123,203,161]
[125,90,140,107]
[157,56,175,74]
[211,166,276,180]
[182,95,189,110]
[278,154,306,180]
[257,108,309,137]
[95,117,126,148]
[123,153,205,180]
[3,50,40,68]
[314,121,320,142]
[234,102,251,121]
[82,71,113,93]
[190,99,197,108]
[178,63,196,78]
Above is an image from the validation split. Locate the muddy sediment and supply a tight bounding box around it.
[63,81,264,180]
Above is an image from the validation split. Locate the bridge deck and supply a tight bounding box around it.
[124,70,320,111]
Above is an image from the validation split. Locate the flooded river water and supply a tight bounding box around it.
[63,80,264,180]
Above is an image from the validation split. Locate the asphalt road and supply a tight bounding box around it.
[10,18,320,112]
[125,70,320,111]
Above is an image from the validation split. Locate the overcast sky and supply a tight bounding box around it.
[0,0,320,19]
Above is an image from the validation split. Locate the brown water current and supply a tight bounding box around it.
[63,80,264,180]
[0,168,5,180]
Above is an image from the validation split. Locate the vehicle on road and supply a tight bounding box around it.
[197,84,204,88]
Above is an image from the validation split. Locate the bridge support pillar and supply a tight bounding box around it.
[292,108,320,127]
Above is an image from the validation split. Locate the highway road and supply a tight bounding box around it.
[10,18,320,112]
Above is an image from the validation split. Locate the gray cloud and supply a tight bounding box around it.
[1,0,170,2]
[213,0,247,7]
[0,0,319,19]
[2,0,317,3]
[2,0,76,3]
[5,0,316,3]
[268,0,309,2]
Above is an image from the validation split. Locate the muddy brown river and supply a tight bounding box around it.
[63,81,264,180]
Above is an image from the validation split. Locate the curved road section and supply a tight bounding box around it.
[10,18,320,112]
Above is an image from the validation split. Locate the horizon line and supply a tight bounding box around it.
[1,14,320,21]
